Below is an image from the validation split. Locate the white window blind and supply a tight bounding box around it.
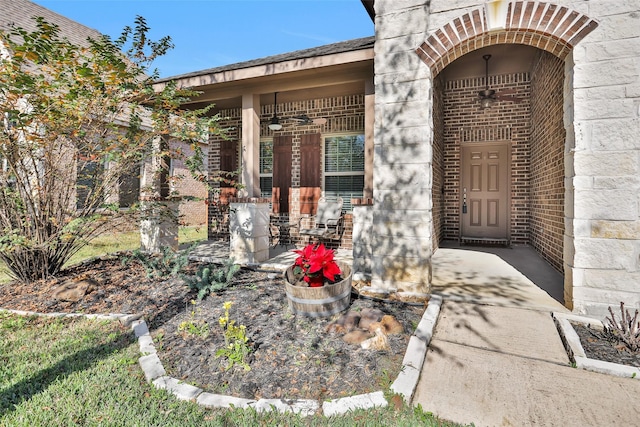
[324,134,365,211]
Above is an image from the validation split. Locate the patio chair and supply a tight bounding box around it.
[298,197,344,242]
[269,214,297,248]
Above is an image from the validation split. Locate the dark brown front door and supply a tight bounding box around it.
[461,142,510,241]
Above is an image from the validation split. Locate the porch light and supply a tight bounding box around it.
[268,116,282,131]
[268,92,283,131]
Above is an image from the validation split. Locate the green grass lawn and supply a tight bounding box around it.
[0,226,207,285]
[0,312,464,426]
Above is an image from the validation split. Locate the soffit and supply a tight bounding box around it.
[162,49,374,111]
[441,44,541,81]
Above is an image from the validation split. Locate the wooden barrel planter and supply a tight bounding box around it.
[284,262,352,318]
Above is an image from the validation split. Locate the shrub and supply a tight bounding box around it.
[125,245,192,278]
[183,258,241,300]
[603,301,640,352]
[0,17,221,282]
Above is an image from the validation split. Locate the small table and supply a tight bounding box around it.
[269,218,297,248]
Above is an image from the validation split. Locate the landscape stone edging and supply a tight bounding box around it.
[552,312,640,380]
[391,295,442,402]
[0,294,442,417]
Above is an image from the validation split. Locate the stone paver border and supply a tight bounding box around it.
[553,312,640,379]
[0,294,442,416]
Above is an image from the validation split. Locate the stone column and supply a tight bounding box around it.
[139,199,180,253]
[242,93,261,197]
[352,199,374,281]
[139,136,179,253]
[229,200,270,264]
[370,1,433,295]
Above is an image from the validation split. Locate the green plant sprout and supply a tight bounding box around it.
[178,300,209,339]
[215,301,251,371]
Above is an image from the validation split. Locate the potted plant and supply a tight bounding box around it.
[284,243,352,317]
[291,243,343,287]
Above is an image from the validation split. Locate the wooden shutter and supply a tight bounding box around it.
[219,140,238,202]
[299,133,321,214]
[220,140,238,187]
[272,136,292,214]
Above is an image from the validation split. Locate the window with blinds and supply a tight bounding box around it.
[324,134,365,211]
[259,140,273,199]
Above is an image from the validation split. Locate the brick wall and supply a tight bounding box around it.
[442,72,531,243]
[207,95,365,248]
[530,51,565,272]
[432,74,445,250]
[170,140,208,226]
[208,111,241,239]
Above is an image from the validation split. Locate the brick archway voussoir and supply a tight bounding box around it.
[416,1,598,76]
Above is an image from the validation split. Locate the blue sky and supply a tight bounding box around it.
[33,0,374,78]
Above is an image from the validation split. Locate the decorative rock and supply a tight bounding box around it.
[342,330,372,345]
[361,327,390,351]
[358,307,385,330]
[380,315,404,334]
[342,311,361,331]
[326,310,361,334]
[325,323,346,334]
[52,278,97,302]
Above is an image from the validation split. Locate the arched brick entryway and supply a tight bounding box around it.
[415,1,598,76]
[416,1,598,309]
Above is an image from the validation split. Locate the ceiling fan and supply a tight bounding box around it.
[266,92,327,130]
[478,54,523,108]
[290,114,327,126]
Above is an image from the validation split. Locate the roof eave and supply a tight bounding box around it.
[155,45,374,91]
[361,0,375,21]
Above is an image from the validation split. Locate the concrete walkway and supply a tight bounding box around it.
[413,244,640,427]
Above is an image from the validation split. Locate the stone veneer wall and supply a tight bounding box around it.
[565,1,640,317]
[530,50,565,273]
[206,96,365,248]
[442,72,531,244]
[371,1,433,294]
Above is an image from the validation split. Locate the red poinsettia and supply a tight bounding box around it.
[292,243,342,287]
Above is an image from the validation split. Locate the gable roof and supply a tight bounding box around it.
[361,0,375,21]
[0,0,102,46]
[157,36,375,83]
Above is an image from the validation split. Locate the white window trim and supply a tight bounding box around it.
[258,138,273,198]
[322,132,365,209]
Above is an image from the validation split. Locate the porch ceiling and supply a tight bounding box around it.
[441,44,541,81]
[155,47,373,112]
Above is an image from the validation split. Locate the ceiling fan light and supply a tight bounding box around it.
[268,117,282,131]
[480,97,495,109]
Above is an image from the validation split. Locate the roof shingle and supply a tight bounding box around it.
[0,0,102,46]
[156,36,375,83]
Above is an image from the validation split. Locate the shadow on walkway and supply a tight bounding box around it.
[432,241,566,312]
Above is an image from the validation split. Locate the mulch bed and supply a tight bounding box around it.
[0,254,425,401]
[570,322,640,369]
